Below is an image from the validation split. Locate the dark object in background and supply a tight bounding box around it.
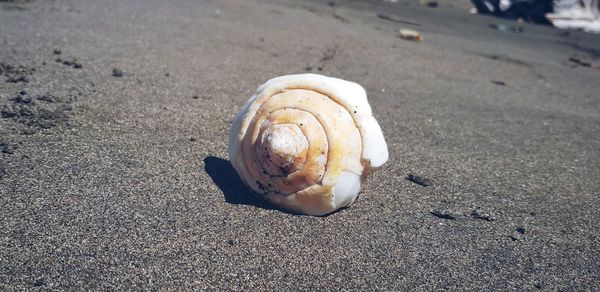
[426,1,439,8]
[569,57,600,68]
[1,62,33,83]
[112,68,123,77]
[472,0,552,24]
[55,58,82,69]
[430,210,456,220]
[569,57,591,67]
[406,174,432,187]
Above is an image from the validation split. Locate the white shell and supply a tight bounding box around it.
[228,74,388,216]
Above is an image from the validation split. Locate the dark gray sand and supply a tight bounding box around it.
[1,0,599,290]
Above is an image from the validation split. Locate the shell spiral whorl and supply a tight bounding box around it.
[257,123,309,176]
[229,74,388,216]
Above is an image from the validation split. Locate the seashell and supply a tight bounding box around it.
[228,74,388,216]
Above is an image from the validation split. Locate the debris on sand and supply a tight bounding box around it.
[1,92,74,132]
[470,209,495,221]
[0,141,18,154]
[569,57,600,69]
[491,80,507,86]
[0,0,34,3]
[423,1,438,8]
[0,0,34,11]
[55,57,82,69]
[398,29,423,42]
[0,62,34,83]
[37,94,57,103]
[430,210,456,220]
[32,279,46,287]
[6,75,29,83]
[489,23,523,33]
[11,95,33,104]
[377,13,421,26]
[333,13,350,23]
[112,68,124,77]
[406,174,432,186]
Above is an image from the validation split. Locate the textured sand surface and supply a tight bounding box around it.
[1,0,599,290]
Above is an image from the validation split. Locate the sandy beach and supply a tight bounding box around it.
[1,0,599,290]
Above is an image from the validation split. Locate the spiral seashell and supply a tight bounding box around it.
[228,74,388,216]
